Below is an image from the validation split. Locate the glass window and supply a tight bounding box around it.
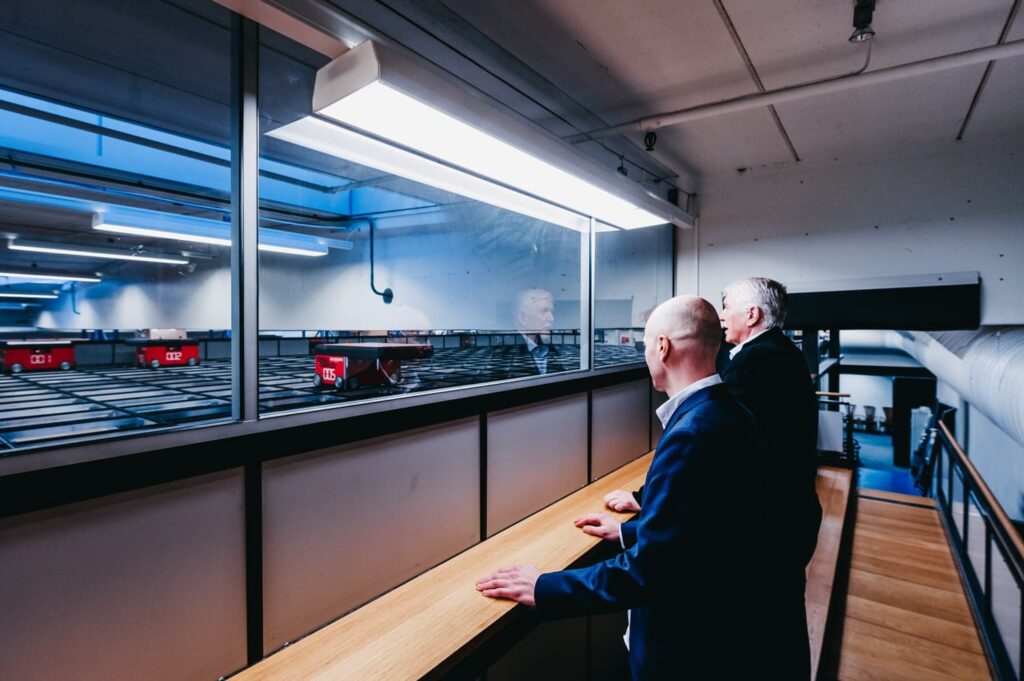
[0,0,234,451]
[256,27,583,413]
[594,224,673,367]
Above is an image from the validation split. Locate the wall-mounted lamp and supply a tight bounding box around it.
[268,41,693,231]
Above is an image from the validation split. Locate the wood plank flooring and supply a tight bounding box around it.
[833,490,991,680]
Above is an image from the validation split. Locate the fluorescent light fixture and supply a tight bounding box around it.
[8,239,189,265]
[269,117,590,232]
[0,269,100,283]
[0,302,41,310]
[280,41,694,230]
[0,292,59,299]
[92,213,329,257]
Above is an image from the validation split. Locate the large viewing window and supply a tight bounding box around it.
[594,224,674,367]
[0,2,680,453]
[0,0,234,451]
[256,27,584,413]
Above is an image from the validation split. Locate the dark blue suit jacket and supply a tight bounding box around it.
[534,383,774,680]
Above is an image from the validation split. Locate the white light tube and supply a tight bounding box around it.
[268,117,591,232]
[93,223,328,257]
[0,292,59,299]
[9,240,189,265]
[318,81,665,230]
[0,270,101,283]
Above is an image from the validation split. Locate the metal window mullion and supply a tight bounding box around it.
[580,217,595,372]
[231,16,259,423]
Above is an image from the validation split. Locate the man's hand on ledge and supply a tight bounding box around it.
[604,489,641,513]
[476,565,541,606]
[574,512,622,542]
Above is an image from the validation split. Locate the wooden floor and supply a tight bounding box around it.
[832,490,992,680]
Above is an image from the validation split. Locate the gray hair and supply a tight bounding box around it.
[514,287,552,316]
[723,277,789,328]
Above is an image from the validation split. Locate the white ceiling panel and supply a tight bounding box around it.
[439,0,1022,177]
[959,7,1024,143]
[440,0,789,177]
[725,0,1012,87]
[774,64,991,162]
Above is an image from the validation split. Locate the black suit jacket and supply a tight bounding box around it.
[489,342,575,378]
[535,384,777,680]
[719,326,822,568]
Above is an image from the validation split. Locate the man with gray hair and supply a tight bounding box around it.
[718,276,821,678]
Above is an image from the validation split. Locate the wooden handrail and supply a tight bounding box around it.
[938,421,1024,563]
[816,392,851,398]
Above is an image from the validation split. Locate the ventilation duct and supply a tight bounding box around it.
[844,328,1024,449]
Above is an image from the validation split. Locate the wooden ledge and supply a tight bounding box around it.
[233,454,653,681]
[236,459,853,681]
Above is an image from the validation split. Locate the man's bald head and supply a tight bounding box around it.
[646,296,723,356]
[644,296,722,392]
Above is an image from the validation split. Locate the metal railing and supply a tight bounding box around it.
[933,420,1024,680]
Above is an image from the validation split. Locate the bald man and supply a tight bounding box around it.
[477,296,778,680]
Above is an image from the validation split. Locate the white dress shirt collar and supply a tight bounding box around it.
[728,326,774,360]
[655,373,723,428]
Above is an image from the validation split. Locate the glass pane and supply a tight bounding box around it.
[966,494,986,584]
[255,27,582,414]
[593,224,673,367]
[951,469,965,538]
[0,0,234,452]
[991,543,1022,677]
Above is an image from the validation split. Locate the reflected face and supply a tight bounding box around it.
[517,294,554,332]
[719,293,751,346]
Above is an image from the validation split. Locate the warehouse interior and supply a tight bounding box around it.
[0,1,1022,679]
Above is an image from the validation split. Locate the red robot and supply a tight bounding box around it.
[0,340,76,374]
[127,339,201,368]
[313,342,433,390]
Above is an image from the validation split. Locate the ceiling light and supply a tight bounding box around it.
[849,26,875,43]
[93,214,329,257]
[270,41,693,230]
[8,239,189,265]
[0,292,59,299]
[269,117,591,232]
[0,269,100,283]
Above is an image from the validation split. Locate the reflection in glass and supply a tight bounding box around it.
[256,27,583,414]
[0,0,234,451]
[594,224,673,367]
[991,543,1022,677]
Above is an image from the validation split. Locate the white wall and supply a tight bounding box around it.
[595,224,673,328]
[840,374,893,419]
[967,405,1024,522]
[31,211,675,334]
[36,264,232,330]
[33,208,583,332]
[693,138,1024,323]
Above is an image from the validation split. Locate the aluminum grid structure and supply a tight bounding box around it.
[0,343,643,452]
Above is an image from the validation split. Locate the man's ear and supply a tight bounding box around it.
[747,305,763,327]
[658,334,671,361]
